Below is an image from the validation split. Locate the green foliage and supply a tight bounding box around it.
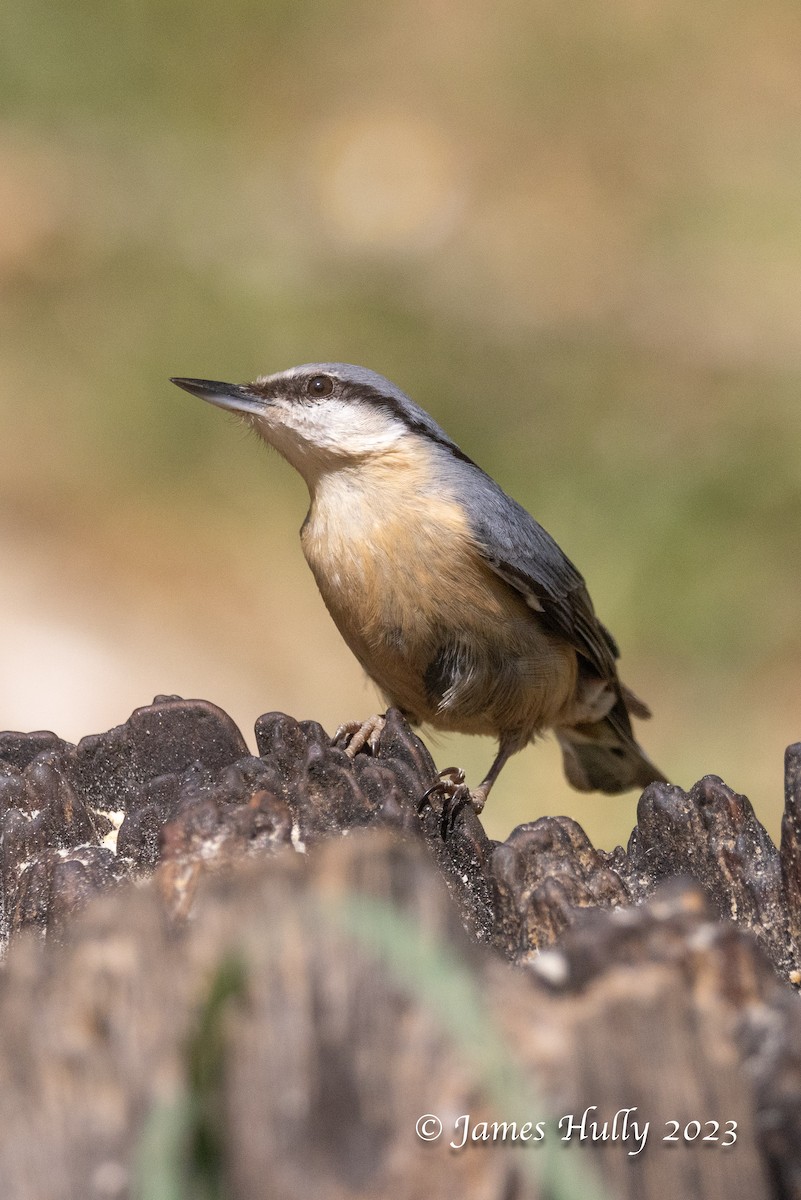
[134,955,247,1200]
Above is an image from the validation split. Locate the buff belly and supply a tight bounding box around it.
[301,460,578,741]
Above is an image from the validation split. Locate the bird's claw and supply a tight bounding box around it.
[420,766,465,803]
[334,714,386,758]
[419,766,480,836]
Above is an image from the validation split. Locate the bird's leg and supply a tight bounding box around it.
[334,713,386,758]
[471,739,518,814]
[420,738,518,832]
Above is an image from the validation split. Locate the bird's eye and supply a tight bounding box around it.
[307,374,334,398]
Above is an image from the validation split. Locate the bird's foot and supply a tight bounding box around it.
[334,713,386,758]
[419,767,484,836]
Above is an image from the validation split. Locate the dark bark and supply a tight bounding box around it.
[0,700,800,1198]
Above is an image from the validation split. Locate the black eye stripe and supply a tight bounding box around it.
[249,374,477,468]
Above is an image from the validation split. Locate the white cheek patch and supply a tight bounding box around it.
[253,398,405,467]
[329,403,406,454]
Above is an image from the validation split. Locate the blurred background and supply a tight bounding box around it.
[1,0,800,847]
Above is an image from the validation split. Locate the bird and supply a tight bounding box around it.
[171,363,665,813]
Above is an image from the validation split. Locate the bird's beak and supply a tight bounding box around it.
[170,377,266,416]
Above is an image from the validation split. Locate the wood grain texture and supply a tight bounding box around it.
[0,704,800,1199]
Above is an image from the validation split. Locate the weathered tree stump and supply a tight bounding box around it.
[0,697,799,1199]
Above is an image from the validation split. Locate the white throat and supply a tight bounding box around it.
[249,398,408,490]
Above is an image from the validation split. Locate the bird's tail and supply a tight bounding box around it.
[555,693,666,794]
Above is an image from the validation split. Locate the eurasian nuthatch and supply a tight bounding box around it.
[172,363,665,812]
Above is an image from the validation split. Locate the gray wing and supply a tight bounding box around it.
[460,469,621,685]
